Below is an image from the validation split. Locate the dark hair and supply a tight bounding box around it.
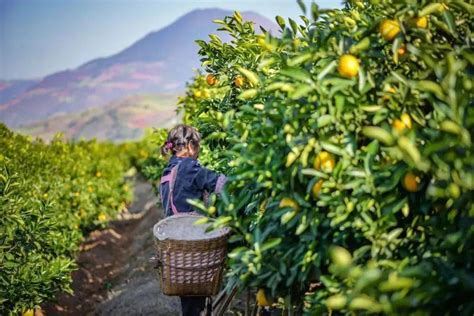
[161,124,201,156]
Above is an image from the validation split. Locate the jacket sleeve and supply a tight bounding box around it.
[191,162,227,194]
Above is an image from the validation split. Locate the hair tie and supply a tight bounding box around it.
[165,141,173,150]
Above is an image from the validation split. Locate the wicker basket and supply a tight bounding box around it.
[153,214,230,296]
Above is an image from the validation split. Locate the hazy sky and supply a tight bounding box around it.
[0,0,342,80]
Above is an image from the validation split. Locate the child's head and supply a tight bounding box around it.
[161,124,201,158]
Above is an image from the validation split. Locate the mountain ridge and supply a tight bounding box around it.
[0,9,278,128]
[19,93,180,142]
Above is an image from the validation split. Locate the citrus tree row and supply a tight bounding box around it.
[0,124,160,315]
[176,1,473,314]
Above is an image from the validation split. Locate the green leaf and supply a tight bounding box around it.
[397,137,421,165]
[238,67,260,86]
[311,2,319,21]
[281,210,298,224]
[413,80,445,100]
[330,246,352,268]
[238,89,258,100]
[326,295,347,310]
[276,16,286,29]
[233,11,243,24]
[349,296,382,312]
[316,60,337,81]
[280,67,312,83]
[289,18,299,34]
[419,3,444,17]
[349,37,370,54]
[362,127,394,146]
[287,53,312,67]
[297,0,306,14]
[317,115,333,128]
[289,84,313,99]
[260,238,282,252]
[320,142,346,156]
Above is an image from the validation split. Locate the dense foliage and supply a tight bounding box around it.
[178,1,473,314]
[0,124,159,315]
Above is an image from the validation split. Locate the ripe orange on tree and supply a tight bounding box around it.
[234,75,245,87]
[256,288,272,307]
[193,90,202,98]
[312,180,324,197]
[403,172,421,192]
[279,197,299,211]
[206,74,217,86]
[379,19,400,41]
[397,45,407,56]
[392,113,412,132]
[338,54,360,78]
[22,309,34,316]
[181,1,473,314]
[314,151,336,173]
[415,16,428,29]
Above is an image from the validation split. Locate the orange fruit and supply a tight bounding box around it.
[206,74,217,86]
[383,86,396,101]
[279,198,299,211]
[312,180,324,197]
[392,113,412,131]
[403,172,421,192]
[22,309,34,316]
[98,212,107,222]
[256,288,272,307]
[397,45,407,56]
[392,119,405,131]
[292,38,301,49]
[338,54,360,78]
[314,151,336,172]
[415,17,428,29]
[400,113,412,128]
[193,90,202,98]
[379,19,400,41]
[234,75,244,87]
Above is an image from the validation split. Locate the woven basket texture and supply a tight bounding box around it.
[153,215,230,296]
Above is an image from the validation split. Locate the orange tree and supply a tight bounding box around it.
[179,0,474,314]
[177,12,274,173]
[0,124,157,315]
[135,128,172,199]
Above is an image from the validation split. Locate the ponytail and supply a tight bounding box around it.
[161,124,201,156]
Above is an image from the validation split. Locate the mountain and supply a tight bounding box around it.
[19,93,180,142]
[0,79,41,104]
[0,9,278,128]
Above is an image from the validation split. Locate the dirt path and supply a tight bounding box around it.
[41,175,252,316]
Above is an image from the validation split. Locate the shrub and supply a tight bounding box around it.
[178,2,473,314]
[0,124,134,314]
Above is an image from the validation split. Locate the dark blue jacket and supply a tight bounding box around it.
[160,155,226,217]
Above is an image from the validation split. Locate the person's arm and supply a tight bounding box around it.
[192,163,227,194]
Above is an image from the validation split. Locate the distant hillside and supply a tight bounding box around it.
[19,94,180,142]
[0,79,41,104]
[1,9,278,128]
